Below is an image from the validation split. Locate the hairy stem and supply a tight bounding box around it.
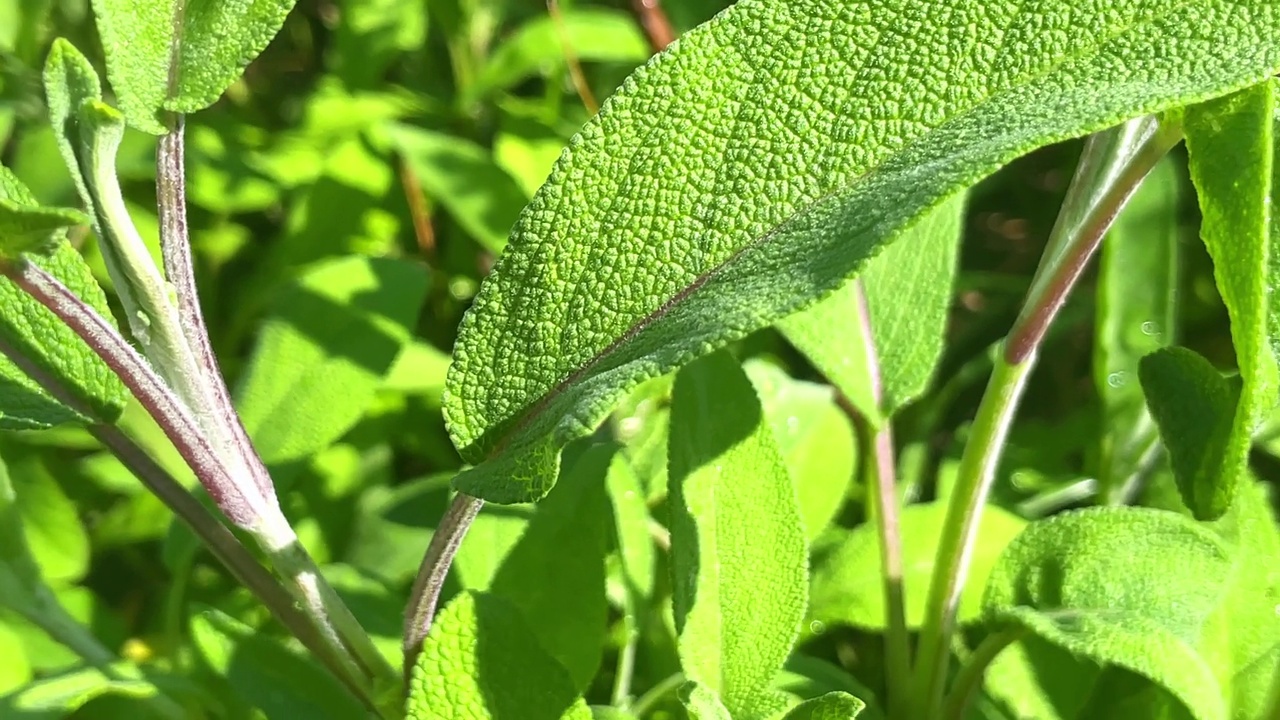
[910,115,1181,720]
[403,492,484,681]
[630,0,676,52]
[942,628,1024,720]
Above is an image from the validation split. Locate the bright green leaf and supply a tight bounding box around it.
[744,359,856,541]
[1180,78,1280,519]
[668,351,807,719]
[235,255,428,467]
[190,607,365,720]
[0,166,85,258]
[981,507,1236,720]
[605,446,656,610]
[810,502,1024,631]
[781,692,866,720]
[1094,156,1180,494]
[331,0,426,89]
[90,0,296,133]
[407,591,593,720]
[444,0,1280,503]
[0,664,172,720]
[779,195,964,421]
[1138,347,1241,520]
[0,621,30,694]
[678,681,734,720]
[388,124,528,254]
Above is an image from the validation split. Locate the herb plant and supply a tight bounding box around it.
[0,1,1279,719]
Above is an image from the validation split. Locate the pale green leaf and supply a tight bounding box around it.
[1094,156,1180,493]
[981,507,1236,720]
[781,692,866,720]
[407,591,593,720]
[235,255,428,467]
[0,664,171,720]
[810,502,1024,630]
[678,682,734,720]
[605,446,656,610]
[0,165,85,258]
[90,0,296,133]
[1178,78,1280,519]
[780,194,964,421]
[1138,347,1240,520]
[744,360,856,541]
[443,0,1280,503]
[669,350,807,719]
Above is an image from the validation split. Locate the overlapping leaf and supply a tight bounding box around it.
[442,0,1280,503]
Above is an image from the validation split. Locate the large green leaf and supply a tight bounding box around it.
[779,194,964,421]
[668,351,807,720]
[90,0,296,133]
[442,0,1280,503]
[1094,156,1180,494]
[0,665,174,720]
[235,255,428,468]
[980,507,1236,720]
[1177,79,1280,519]
[1138,347,1240,520]
[407,591,592,720]
[0,165,118,430]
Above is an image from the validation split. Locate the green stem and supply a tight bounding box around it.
[910,115,1181,720]
[941,627,1024,720]
[629,672,686,718]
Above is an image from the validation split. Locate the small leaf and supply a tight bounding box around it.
[407,591,593,720]
[678,682,734,720]
[779,195,964,421]
[1094,156,1180,490]
[980,507,1236,720]
[605,447,656,609]
[8,452,89,586]
[0,665,171,720]
[1138,347,1241,520]
[388,124,528,254]
[744,360,856,542]
[1179,78,1280,518]
[781,692,866,720]
[0,166,85,258]
[669,350,807,719]
[235,255,428,468]
[190,607,365,720]
[90,0,297,133]
[810,502,1024,630]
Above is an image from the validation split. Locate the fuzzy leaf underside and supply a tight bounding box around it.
[441,0,1280,504]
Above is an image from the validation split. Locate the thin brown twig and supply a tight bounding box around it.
[397,153,437,261]
[548,0,599,115]
[630,0,677,52]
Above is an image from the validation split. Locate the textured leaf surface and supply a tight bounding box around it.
[407,591,592,720]
[779,194,964,421]
[90,0,297,133]
[679,682,734,720]
[1138,347,1240,520]
[781,692,866,720]
[0,166,85,258]
[235,255,428,466]
[443,0,1280,503]
[1179,79,1280,519]
[1095,156,1180,492]
[0,236,125,428]
[810,502,1024,630]
[981,507,1236,720]
[668,351,807,719]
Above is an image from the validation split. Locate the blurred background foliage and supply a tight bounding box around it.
[0,0,1254,718]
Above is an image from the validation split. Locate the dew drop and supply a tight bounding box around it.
[1107,371,1127,388]
[809,620,826,635]
[1140,321,1160,337]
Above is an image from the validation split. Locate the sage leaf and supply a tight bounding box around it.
[235,255,428,469]
[1178,78,1280,519]
[779,194,964,422]
[810,502,1024,630]
[605,445,656,612]
[0,171,126,426]
[679,681,734,720]
[407,591,593,720]
[90,0,296,133]
[0,166,85,258]
[981,507,1236,720]
[443,0,1280,503]
[669,350,807,719]
[781,692,867,720]
[0,665,173,720]
[1138,347,1241,520]
[1095,157,1180,494]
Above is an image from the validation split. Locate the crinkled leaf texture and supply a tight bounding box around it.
[0,168,125,428]
[980,507,1236,720]
[442,0,1280,504]
[781,692,866,720]
[91,0,297,133]
[668,351,807,720]
[407,591,592,720]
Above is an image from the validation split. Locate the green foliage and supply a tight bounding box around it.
[443,0,1280,503]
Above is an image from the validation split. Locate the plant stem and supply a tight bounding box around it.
[403,492,483,681]
[548,0,599,114]
[941,627,1024,720]
[630,0,676,52]
[629,672,686,718]
[909,115,1181,720]
[851,281,911,716]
